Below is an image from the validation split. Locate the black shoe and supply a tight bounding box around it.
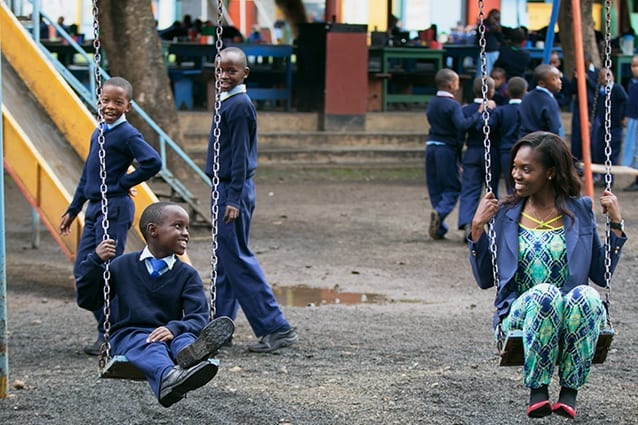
[83,338,105,356]
[623,182,638,192]
[176,316,235,368]
[159,361,219,408]
[247,328,298,353]
[429,211,443,240]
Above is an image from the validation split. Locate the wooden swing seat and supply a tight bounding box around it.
[583,163,638,176]
[499,328,615,367]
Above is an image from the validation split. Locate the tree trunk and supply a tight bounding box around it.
[275,0,308,38]
[97,0,189,178]
[558,0,600,78]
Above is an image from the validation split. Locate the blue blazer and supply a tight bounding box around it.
[469,197,627,328]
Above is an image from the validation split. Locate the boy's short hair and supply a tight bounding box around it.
[139,201,178,241]
[104,76,133,100]
[434,68,458,90]
[220,46,248,67]
[506,76,527,99]
[472,76,494,97]
[509,27,526,45]
[533,64,555,85]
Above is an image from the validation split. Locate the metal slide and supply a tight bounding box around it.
[1,2,151,262]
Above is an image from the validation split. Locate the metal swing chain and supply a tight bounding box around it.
[90,0,113,369]
[208,0,225,321]
[477,0,500,301]
[601,0,613,319]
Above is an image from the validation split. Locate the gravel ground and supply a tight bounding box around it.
[1,168,637,424]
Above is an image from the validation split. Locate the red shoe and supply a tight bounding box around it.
[553,402,576,419]
[527,400,552,418]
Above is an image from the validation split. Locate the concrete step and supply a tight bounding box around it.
[188,145,424,168]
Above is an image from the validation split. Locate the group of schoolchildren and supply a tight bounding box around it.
[61,48,296,408]
[426,54,638,240]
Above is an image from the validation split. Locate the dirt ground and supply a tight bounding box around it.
[1,166,637,425]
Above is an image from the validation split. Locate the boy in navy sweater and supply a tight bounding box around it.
[59,77,162,355]
[488,76,528,193]
[458,76,499,237]
[425,69,490,240]
[590,68,628,181]
[76,202,235,407]
[205,47,297,352]
[519,64,563,137]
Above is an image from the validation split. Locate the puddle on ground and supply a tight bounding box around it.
[273,284,389,307]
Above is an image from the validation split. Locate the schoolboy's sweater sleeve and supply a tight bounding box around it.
[67,162,89,216]
[452,102,482,134]
[75,252,106,311]
[118,131,162,191]
[164,268,208,337]
[226,107,253,208]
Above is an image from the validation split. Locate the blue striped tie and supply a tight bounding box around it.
[149,258,166,278]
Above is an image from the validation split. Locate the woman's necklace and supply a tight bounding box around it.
[522,205,561,230]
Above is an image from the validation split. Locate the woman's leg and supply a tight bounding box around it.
[558,285,606,389]
[500,283,563,388]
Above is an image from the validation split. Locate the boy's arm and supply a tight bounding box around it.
[226,113,254,208]
[75,251,107,311]
[119,132,162,190]
[164,268,209,337]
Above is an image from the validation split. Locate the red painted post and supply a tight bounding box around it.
[571,0,594,198]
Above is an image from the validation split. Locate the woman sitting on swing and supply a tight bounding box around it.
[468,131,627,419]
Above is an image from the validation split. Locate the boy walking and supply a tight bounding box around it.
[519,64,564,137]
[59,77,162,355]
[458,76,499,238]
[205,47,297,352]
[76,202,235,407]
[425,69,489,240]
[488,76,528,193]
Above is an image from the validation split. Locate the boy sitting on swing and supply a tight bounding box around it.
[75,202,235,407]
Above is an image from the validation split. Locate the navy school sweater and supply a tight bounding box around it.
[75,251,209,338]
[426,94,481,150]
[487,101,522,152]
[205,92,258,208]
[519,88,562,136]
[66,122,161,216]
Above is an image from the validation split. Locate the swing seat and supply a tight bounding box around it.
[498,328,615,367]
[100,355,147,381]
[100,356,221,381]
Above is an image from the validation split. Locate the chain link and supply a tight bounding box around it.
[208,0,225,320]
[601,0,613,320]
[477,0,500,300]
[91,0,112,370]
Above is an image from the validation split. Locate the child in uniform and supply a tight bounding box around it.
[488,76,528,193]
[59,77,162,355]
[205,47,297,352]
[622,55,638,191]
[490,67,509,106]
[590,68,627,184]
[425,68,490,240]
[458,76,499,238]
[519,64,563,137]
[75,202,235,407]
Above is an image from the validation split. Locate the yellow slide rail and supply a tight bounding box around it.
[2,107,81,260]
[1,3,159,261]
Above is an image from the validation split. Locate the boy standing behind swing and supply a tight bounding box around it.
[205,47,297,353]
[76,202,235,407]
[59,77,162,356]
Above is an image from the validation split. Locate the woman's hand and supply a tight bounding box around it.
[470,192,499,242]
[600,190,622,223]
